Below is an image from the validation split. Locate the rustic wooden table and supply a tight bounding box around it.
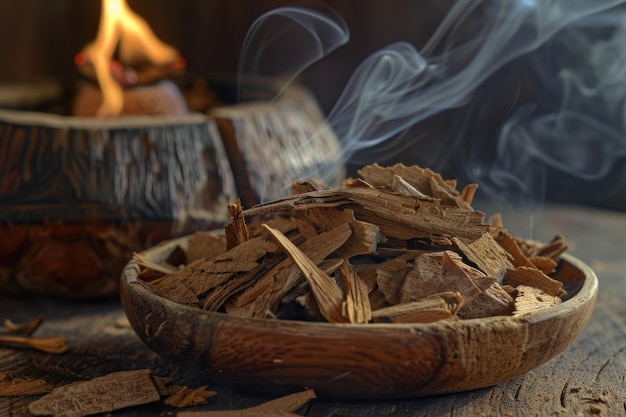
[1,204,624,417]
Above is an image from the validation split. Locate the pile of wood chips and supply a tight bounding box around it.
[139,163,568,324]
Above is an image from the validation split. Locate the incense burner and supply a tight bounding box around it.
[0,78,341,298]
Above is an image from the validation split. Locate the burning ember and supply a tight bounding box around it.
[75,0,186,117]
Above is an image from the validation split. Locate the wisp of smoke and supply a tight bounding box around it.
[241,0,626,208]
[237,3,349,101]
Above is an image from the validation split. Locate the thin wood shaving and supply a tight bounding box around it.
[178,389,316,417]
[164,385,217,408]
[0,335,68,354]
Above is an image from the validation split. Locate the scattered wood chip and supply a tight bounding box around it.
[0,335,68,354]
[178,389,316,417]
[164,385,217,408]
[0,372,52,397]
[28,369,160,417]
[4,315,44,335]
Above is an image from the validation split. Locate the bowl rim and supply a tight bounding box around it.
[122,233,599,331]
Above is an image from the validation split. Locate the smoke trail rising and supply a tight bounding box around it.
[327,0,626,207]
[241,0,626,207]
[237,3,348,102]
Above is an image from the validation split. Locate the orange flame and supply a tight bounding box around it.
[82,0,179,116]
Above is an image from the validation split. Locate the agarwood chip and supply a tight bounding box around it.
[262,224,347,323]
[240,187,489,243]
[291,178,332,193]
[0,373,52,396]
[399,251,493,305]
[453,233,514,282]
[513,285,562,316]
[291,207,381,258]
[390,175,428,197]
[0,335,68,354]
[226,223,353,318]
[529,256,558,275]
[163,385,217,408]
[178,389,315,417]
[27,369,160,417]
[460,183,478,205]
[368,289,389,310]
[372,292,463,323]
[357,163,458,200]
[186,232,227,264]
[368,252,419,304]
[503,266,564,297]
[457,284,514,319]
[153,235,277,301]
[224,198,249,250]
[492,229,536,269]
[339,261,372,324]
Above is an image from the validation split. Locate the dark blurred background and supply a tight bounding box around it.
[1,0,625,211]
[0,0,451,112]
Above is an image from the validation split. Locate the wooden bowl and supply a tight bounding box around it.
[120,235,598,399]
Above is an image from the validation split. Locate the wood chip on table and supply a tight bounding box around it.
[164,385,217,408]
[0,372,52,397]
[177,389,316,417]
[152,377,217,408]
[4,315,44,335]
[27,369,160,417]
[0,335,68,354]
[356,163,457,202]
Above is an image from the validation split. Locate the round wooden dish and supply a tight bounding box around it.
[120,235,598,399]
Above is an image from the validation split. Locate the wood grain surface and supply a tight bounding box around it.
[1,204,624,416]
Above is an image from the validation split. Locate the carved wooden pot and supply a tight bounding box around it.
[0,79,341,298]
[121,234,597,399]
